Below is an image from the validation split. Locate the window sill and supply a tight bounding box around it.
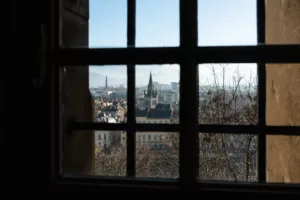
[51,176,300,196]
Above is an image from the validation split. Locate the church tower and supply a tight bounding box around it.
[143,71,158,109]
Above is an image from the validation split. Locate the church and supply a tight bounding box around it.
[143,71,158,109]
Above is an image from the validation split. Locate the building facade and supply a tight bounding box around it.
[95,130,122,151]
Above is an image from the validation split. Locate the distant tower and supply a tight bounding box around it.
[105,76,108,89]
[143,71,158,109]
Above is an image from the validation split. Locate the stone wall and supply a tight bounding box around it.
[266,0,300,183]
[61,0,94,175]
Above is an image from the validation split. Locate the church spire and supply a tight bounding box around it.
[147,71,154,97]
[149,71,153,86]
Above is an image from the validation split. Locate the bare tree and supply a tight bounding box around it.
[94,64,258,181]
[94,144,126,176]
[135,132,179,178]
[199,64,257,181]
[94,133,179,178]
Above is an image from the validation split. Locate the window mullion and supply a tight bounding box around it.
[179,0,199,188]
[257,0,266,182]
[54,0,62,180]
[126,0,136,177]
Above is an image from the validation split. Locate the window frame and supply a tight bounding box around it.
[51,0,300,195]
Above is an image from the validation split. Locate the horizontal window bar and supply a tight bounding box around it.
[69,122,300,136]
[197,181,300,194]
[196,45,300,63]
[54,47,180,65]
[54,45,300,65]
[265,126,300,135]
[199,125,300,135]
[68,122,180,132]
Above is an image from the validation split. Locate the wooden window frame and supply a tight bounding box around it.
[51,0,300,195]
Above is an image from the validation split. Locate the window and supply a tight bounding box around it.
[55,0,300,194]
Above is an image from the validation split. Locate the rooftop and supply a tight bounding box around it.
[136,107,149,117]
[155,103,171,110]
[147,108,172,119]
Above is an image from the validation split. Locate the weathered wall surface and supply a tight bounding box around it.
[266,0,300,183]
[61,0,95,175]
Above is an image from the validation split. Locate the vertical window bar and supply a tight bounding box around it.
[126,0,136,177]
[54,0,62,180]
[179,0,198,188]
[257,0,266,182]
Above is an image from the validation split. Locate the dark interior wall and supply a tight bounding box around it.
[2,0,93,197]
[4,0,53,198]
[61,0,95,175]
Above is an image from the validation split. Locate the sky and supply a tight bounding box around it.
[88,0,257,87]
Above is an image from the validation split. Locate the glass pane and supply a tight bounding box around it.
[136,65,180,124]
[199,64,258,125]
[136,0,179,47]
[198,0,257,46]
[90,66,127,123]
[266,64,300,126]
[62,0,127,48]
[267,135,300,183]
[199,133,258,182]
[62,65,127,123]
[63,130,126,177]
[266,0,300,44]
[136,132,179,178]
[95,130,126,176]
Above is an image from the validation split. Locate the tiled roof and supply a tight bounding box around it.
[136,108,149,117]
[155,103,171,110]
[147,108,172,119]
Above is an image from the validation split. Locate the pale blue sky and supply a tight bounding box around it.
[88,0,257,87]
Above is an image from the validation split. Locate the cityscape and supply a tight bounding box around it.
[85,0,259,181]
[90,71,180,148]
[89,65,258,180]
